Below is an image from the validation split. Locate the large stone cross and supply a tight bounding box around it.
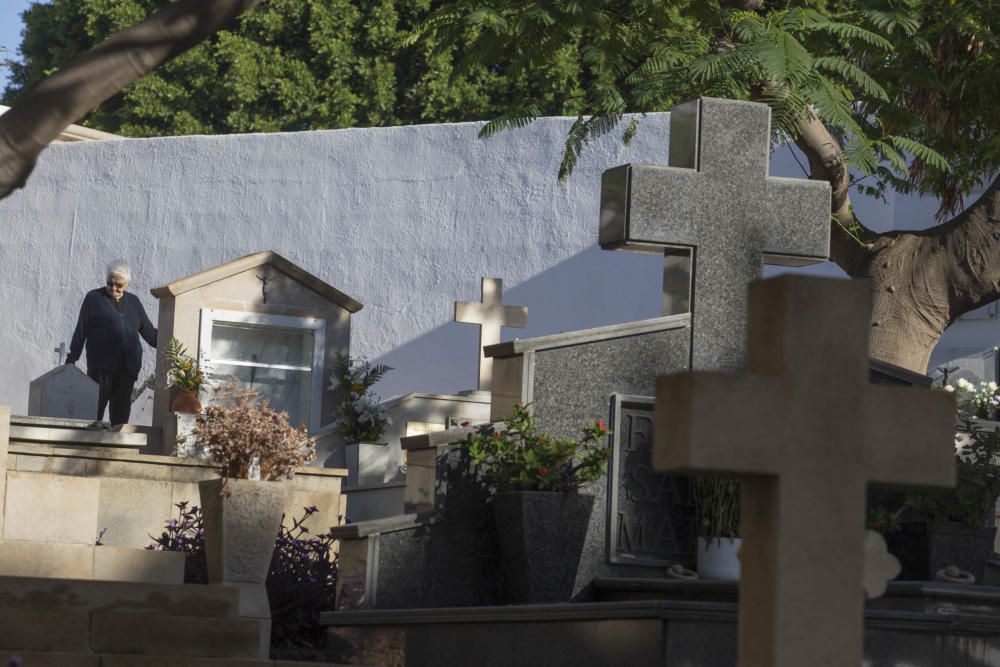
[654,275,956,667]
[455,277,527,391]
[600,97,831,372]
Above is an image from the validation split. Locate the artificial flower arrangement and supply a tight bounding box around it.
[905,416,1000,528]
[162,337,206,393]
[944,378,1000,419]
[329,354,393,443]
[467,402,610,493]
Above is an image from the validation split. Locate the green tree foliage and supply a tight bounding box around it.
[410,0,993,214]
[3,0,587,137]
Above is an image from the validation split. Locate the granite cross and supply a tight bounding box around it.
[54,342,67,365]
[600,97,831,372]
[455,277,527,391]
[653,275,956,667]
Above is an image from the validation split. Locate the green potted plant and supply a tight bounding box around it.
[468,402,610,603]
[691,476,741,580]
[193,378,316,651]
[889,416,1000,584]
[329,354,393,444]
[162,337,206,413]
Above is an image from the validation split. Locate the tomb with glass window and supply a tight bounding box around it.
[150,251,362,465]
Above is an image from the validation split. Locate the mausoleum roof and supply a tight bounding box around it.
[150,250,363,312]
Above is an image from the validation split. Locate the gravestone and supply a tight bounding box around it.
[654,275,956,667]
[455,277,527,391]
[600,96,830,372]
[606,395,693,566]
[27,365,99,420]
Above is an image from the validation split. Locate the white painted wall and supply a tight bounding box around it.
[0,115,674,417]
[0,111,985,420]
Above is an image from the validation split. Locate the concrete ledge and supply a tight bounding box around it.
[10,424,147,450]
[483,314,691,358]
[0,541,184,583]
[91,611,263,658]
[0,575,239,616]
[321,599,731,626]
[329,512,438,539]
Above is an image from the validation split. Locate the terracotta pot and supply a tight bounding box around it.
[198,478,289,585]
[170,389,202,413]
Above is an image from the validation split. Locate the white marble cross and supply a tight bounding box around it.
[653,275,956,667]
[454,277,527,391]
[54,342,67,365]
[600,97,831,372]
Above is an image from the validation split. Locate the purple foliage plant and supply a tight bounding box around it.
[148,501,338,655]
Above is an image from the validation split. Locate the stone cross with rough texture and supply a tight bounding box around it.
[654,275,956,667]
[455,277,527,391]
[54,342,67,365]
[600,97,831,372]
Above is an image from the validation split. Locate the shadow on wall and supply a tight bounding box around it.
[371,245,664,400]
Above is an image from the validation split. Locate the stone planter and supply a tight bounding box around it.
[199,477,289,658]
[886,522,997,584]
[491,491,595,604]
[199,477,288,583]
[696,536,741,580]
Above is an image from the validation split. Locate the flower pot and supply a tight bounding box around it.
[697,536,741,581]
[198,478,288,585]
[885,521,997,583]
[491,491,595,603]
[171,389,202,414]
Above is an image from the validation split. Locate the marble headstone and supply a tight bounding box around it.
[600,97,831,372]
[28,365,99,420]
[653,275,956,667]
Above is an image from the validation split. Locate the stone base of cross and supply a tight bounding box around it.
[653,275,956,667]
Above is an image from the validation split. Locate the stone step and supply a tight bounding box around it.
[0,576,240,617]
[590,577,737,603]
[0,651,361,667]
[91,610,264,658]
[0,650,99,667]
[0,608,263,657]
[9,423,146,450]
[0,542,184,583]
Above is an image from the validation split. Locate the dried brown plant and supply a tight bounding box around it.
[194,378,315,480]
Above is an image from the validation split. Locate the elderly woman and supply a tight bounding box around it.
[65,261,158,426]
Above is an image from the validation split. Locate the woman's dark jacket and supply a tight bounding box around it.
[66,288,158,379]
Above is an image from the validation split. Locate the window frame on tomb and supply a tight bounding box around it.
[198,308,327,433]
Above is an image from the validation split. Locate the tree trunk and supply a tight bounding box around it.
[0,0,261,199]
[795,112,1000,374]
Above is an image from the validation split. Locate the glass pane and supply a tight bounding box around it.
[210,322,313,367]
[210,363,312,429]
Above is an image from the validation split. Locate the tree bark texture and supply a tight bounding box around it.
[794,113,1000,373]
[0,0,261,199]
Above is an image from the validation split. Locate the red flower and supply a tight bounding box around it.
[492,433,503,441]
[596,419,606,432]
[538,466,550,475]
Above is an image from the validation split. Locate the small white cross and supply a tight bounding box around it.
[54,342,67,365]
[455,278,527,391]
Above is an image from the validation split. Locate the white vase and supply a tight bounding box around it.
[697,536,742,580]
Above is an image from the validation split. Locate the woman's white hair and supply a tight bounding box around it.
[106,260,132,282]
